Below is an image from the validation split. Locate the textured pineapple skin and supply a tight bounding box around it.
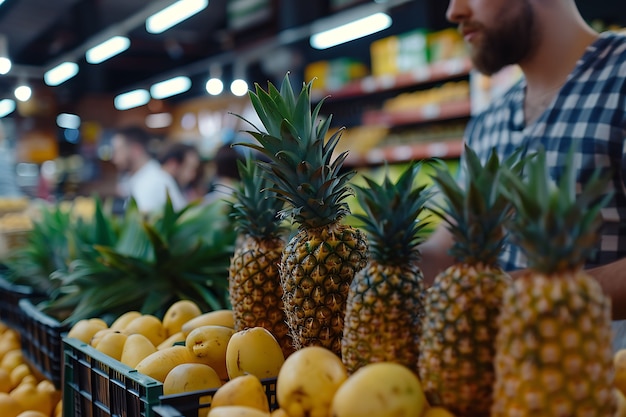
[418,263,511,417]
[229,235,295,357]
[492,272,616,416]
[342,262,425,374]
[281,222,368,356]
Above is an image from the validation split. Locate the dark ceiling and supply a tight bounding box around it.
[0,0,623,109]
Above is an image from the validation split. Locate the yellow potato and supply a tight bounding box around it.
[208,406,270,417]
[121,334,157,368]
[95,331,128,361]
[135,346,197,382]
[211,375,269,412]
[186,325,235,382]
[182,310,235,336]
[226,328,284,380]
[158,332,186,350]
[110,311,142,331]
[276,346,347,417]
[67,318,108,344]
[331,362,427,417]
[123,315,166,347]
[163,300,202,337]
[163,363,221,395]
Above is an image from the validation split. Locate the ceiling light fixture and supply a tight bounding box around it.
[205,64,223,95]
[114,89,151,110]
[44,62,79,86]
[56,113,81,130]
[14,80,32,102]
[150,75,191,99]
[0,99,15,118]
[230,79,248,97]
[310,12,392,50]
[146,0,209,34]
[86,36,131,64]
[146,112,173,129]
[0,34,11,75]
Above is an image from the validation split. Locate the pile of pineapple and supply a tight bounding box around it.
[0,321,62,417]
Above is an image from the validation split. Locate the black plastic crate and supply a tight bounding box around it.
[154,377,278,417]
[19,297,71,388]
[63,337,163,417]
[0,273,43,332]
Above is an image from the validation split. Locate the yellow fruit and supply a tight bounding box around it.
[422,407,455,417]
[67,318,108,344]
[269,409,290,417]
[186,325,235,382]
[95,331,128,361]
[331,362,427,417]
[182,310,235,336]
[208,406,270,417]
[163,300,202,337]
[16,411,48,417]
[0,369,11,393]
[54,399,62,417]
[110,311,142,331]
[226,327,284,380]
[90,328,117,348]
[37,379,61,411]
[616,349,626,395]
[158,332,186,350]
[0,350,24,372]
[0,331,21,359]
[121,334,157,368]
[123,315,166,347]
[163,363,222,395]
[211,375,269,412]
[9,382,52,416]
[9,364,31,389]
[135,346,198,382]
[617,389,626,417]
[276,346,347,417]
[0,392,24,417]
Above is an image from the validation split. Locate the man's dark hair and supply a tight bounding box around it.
[158,142,199,165]
[214,144,244,180]
[117,125,152,151]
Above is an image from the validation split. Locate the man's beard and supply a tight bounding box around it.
[467,0,537,75]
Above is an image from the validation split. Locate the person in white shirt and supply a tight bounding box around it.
[111,126,187,213]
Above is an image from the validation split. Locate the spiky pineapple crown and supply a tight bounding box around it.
[353,162,432,264]
[234,73,355,229]
[431,145,523,266]
[502,146,613,274]
[229,155,288,239]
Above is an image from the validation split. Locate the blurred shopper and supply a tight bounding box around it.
[158,142,202,200]
[111,126,186,213]
[419,0,626,318]
[203,143,245,206]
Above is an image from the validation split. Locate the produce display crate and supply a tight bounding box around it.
[19,297,71,388]
[0,272,43,332]
[154,377,278,417]
[63,337,163,417]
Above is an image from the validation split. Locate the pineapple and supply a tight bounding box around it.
[418,146,520,416]
[236,74,369,355]
[227,156,294,357]
[492,147,616,416]
[341,162,432,374]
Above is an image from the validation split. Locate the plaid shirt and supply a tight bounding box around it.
[460,31,626,271]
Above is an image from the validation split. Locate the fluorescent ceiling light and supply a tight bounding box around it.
[150,76,191,99]
[14,85,32,102]
[0,57,10,75]
[86,36,130,64]
[146,0,209,34]
[114,89,150,110]
[310,12,392,49]
[56,113,81,129]
[44,62,79,86]
[0,99,15,118]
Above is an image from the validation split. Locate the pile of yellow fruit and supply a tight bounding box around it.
[0,321,62,417]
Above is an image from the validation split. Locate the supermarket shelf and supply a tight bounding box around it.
[362,99,471,127]
[345,138,464,166]
[312,57,473,101]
